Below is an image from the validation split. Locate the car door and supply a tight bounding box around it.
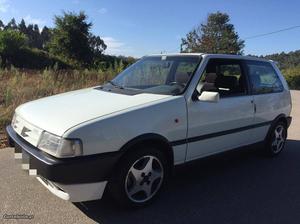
[245,60,287,142]
[186,58,256,161]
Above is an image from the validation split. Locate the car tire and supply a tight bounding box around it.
[108,146,170,207]
[264,121,287,156]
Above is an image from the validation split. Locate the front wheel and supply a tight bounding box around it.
[108,147,169,207]
[265,121,287,156]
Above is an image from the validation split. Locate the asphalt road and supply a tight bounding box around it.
[1,91,300,224]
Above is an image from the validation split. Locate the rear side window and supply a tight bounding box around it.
[246,61,283,94]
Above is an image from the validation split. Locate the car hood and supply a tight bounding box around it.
[16,87,171,136]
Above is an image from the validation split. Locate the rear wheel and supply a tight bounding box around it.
[108,146,169,207]
[265,121,287,156]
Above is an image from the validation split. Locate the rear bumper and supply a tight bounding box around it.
[6,125,122,201]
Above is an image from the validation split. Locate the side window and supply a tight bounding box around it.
[246,61,283,94]
[198,59,247,97]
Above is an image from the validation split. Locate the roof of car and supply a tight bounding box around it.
[147,53,273,63]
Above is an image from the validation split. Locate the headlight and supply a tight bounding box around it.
[38,131,82,158]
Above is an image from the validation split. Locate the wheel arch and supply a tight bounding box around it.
[272,114,288,127]
[265,114,289,141]
[118,133,174,169]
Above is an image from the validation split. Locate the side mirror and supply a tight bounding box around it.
[198,91,220,103]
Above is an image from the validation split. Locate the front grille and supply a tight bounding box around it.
[12,115,43,147]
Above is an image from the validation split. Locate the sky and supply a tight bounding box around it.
[0,0,300,57]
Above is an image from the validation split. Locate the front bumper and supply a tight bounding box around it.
[6,125,122,201]
[36,176,108,202]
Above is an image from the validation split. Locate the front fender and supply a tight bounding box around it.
[64,96,187,161]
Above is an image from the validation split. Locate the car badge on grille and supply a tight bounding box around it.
[21,127,31,138]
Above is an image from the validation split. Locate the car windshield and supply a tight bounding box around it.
[107,55,201,95]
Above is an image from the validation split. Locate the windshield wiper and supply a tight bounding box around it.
[107,80,124,89]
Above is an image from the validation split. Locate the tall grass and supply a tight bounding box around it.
[0,66,120,137]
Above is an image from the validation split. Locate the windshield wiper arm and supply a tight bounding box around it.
[107,80,124,89]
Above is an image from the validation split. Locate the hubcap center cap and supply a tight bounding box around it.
[141,172,151,185]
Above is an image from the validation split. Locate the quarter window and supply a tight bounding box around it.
[246,61,283,94]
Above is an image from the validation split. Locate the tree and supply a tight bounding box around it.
[0,29,28,66]
[18,19,27,33]
[48,11,106,67]
[41,26,52,49]
[32,24,43,49]
[262,50,300,70]
[181,12,244,54]
[0,20,4,30]
[5,18,18,30]
[89,34,107,56]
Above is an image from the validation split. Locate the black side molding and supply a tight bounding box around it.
[171,121,272,146]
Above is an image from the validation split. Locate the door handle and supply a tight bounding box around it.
[251,100,256,113]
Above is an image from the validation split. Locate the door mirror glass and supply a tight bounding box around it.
[198,91,220,103]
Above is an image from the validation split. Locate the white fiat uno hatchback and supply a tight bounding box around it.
[7,54,292,207]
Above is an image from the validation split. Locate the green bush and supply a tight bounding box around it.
[9,48,71,69]
[284,75,300,90]
[282,66,300,90]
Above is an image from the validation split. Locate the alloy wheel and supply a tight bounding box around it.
[271,124,286,154]
[125,155,164,203]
